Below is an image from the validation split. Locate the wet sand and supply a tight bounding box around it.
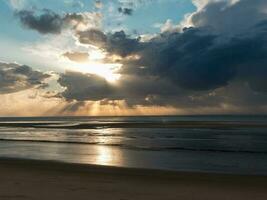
[1,158,267,200]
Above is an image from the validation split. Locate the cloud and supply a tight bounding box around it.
[15,9,102,34]
[189,0,267,35]
[54,0,267,113]
[76,29,108,48]
[62,52,89,63]
[118,7,133,15]
[155,19,181,33]
[10,0,267,114]
[76,29,141,57]
[64,0,84,9]
[8,0,26,10]
[0,62,50,94]
[56,69,267,114]
[73,0,267,92]
[76,28,235,91]
[95,0,103,9]
[56,70,185,106]
[15,9,64,34]
[58,71,112,101]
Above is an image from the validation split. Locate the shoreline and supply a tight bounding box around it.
[1,158,267,199]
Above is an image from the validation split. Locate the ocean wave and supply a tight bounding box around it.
[1,121,267,130]
[0,138,267,154]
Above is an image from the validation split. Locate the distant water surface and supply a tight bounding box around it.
[0,115,267,175]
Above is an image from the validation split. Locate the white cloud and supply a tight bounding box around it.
[154,19,181,33]
[192,0,241,10]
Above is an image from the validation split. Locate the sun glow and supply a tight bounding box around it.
[72,61,121,82]
[63,49,122,82]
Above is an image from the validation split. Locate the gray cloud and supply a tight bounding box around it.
[15,9,95,34]
[76,29,107,48]
[0,62,50,94]
[58,71,112,101]
[15,9,64,34]
[118,7,133,15]
[76,29,141,57]
[57,70,190,106]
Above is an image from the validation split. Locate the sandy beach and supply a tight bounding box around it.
[0,159,267,200]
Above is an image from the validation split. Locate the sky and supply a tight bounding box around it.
[1,0,267,116]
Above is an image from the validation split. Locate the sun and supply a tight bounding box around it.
[62,52,121,82]
[71,61,121,82]
[62,49,122,82]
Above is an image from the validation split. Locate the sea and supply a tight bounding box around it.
[0,115,267,175]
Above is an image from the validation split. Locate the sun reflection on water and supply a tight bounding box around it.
[93,128,125,166]
[96,145,113,165]
[94,145,124,166]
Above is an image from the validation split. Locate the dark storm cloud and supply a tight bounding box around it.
[118,7,133,15]
[15,9,90,34]
[124,27,267,91]
[62,52,89,63]
[126,28,235,91]
[0,62,50,94]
